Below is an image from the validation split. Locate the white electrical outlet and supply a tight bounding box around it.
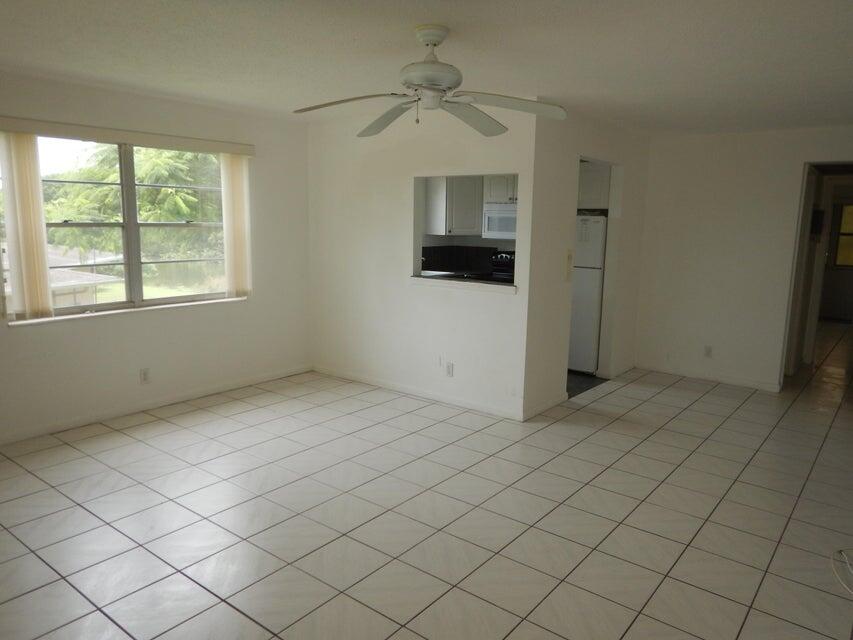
[445,361,454,377]
[704,346,713,358]
[139,368,151,384]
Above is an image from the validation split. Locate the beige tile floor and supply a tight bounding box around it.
[0,325,852,639]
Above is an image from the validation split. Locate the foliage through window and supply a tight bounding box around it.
[36,137,226,309]
[835,205,853,268]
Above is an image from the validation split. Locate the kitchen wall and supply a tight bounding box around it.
[522,114,650,416]
[422,235,515,251]
[636,126,853,391]
[308,111,536,419]
[0,71,311,443]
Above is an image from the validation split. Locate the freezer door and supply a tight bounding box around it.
[573,216,607,268]
[568,267,604,373]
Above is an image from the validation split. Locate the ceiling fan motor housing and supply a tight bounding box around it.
[399,60,462,108]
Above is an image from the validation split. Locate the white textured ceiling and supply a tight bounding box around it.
[2,0,853,132]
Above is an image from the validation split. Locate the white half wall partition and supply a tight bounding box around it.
[636,125,853,391]
[307,110,537,420]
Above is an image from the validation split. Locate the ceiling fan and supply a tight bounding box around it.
[294,25,567,137]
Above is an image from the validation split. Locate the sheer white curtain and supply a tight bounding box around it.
[220,153,252,297]
[0,132,53,319]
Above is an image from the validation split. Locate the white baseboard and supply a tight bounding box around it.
[313,366,524,421]
[2,363,314,445]
[523,392,570,420]
[633,362,781,393]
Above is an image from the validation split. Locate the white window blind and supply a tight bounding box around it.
[0,124,253,320]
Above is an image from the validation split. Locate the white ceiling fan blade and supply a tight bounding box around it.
[440,102,508,137]
[451,91,567,120]
[294,93,411,114]
[357,100,418,137]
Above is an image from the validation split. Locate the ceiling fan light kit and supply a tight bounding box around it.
[294,25,567,137]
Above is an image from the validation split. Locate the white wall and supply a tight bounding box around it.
[0,71,311,443]
[522,115,650,416]
[9,71,853,443]
[307,111,536,419]
[307,106,650,420]
[637,126,853,391]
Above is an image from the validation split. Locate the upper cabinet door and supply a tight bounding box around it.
[447,175,483,235]
[483,174,518,204]
[577,162,611,209]
[423,176,449,235]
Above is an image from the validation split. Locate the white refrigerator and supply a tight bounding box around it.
[568,215,607,373]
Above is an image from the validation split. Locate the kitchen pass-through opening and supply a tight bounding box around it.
[412,174,518,287]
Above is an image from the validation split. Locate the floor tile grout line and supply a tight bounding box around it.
[1,369,736,639]
[732,326,851,640]
[249,377,689,635]
[625,327,849,640]
[2,387,475,532]
[126,390,569,636]
[8,380,465,638]
[5,364,849,639]
[495,373,742,639]
[232,409,576,634]
[524,366,847,639]
[610,382,780,640]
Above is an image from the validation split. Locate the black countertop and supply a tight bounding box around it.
[419,270,515,286]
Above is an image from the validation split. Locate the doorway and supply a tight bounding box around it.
[783,163,853,381]
[567,158,611,396]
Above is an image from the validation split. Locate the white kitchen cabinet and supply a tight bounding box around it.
[577,162,611,209]
[483,174,518,204]
[424,175,484,236]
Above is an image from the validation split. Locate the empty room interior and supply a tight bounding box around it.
[1,2,853,639]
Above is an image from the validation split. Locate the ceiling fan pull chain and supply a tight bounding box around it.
[416,100,420,124]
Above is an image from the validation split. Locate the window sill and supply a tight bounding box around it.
[7,296,248,327]
[410,275,518,294]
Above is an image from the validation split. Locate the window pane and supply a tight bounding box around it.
[38,137,120,183]
[133,147,221,188]
[841,205,853,234]
[49,265,126,308]
[142,261,224,299]
[136,185,222,223]
[47,227,124,267]
[42,182,123,223]
[837,235,853,266]
[38,137,122,224]
[140,226,223,262]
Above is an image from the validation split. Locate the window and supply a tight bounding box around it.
[39,137,127,309]
[836,205,853,267]
[0,131,247,319]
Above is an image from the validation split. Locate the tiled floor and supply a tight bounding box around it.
[1,328,852,639]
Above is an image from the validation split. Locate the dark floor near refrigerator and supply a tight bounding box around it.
[566,370,607,398]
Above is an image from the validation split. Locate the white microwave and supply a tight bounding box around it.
[483,203,517,239]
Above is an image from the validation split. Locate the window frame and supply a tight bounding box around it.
[43,140,227,316]
[833,203,853,270]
